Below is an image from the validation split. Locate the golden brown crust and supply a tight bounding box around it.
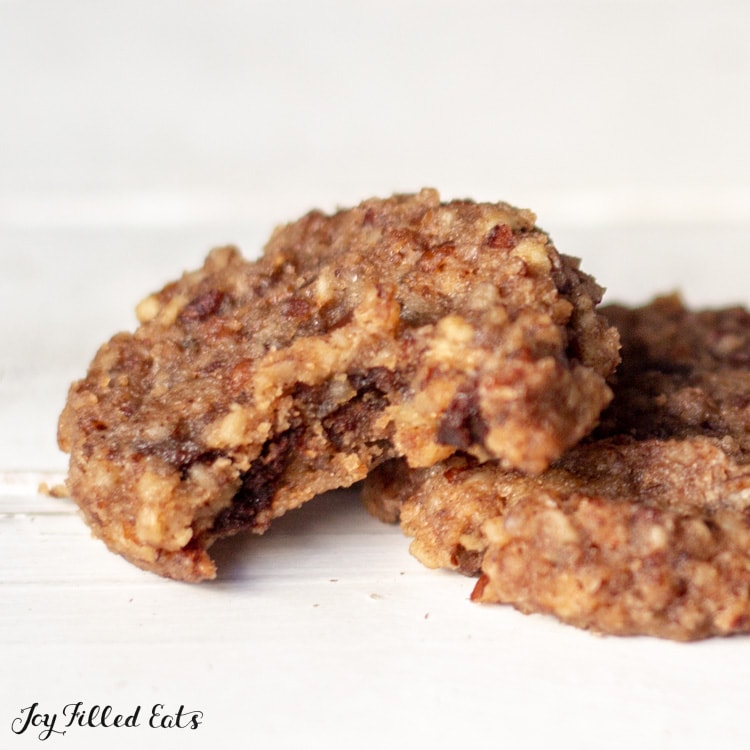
[58,189,618,580]
[474,438,750,640]
[364,296,750,640]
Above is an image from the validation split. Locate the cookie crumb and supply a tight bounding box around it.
[38,482,69,498]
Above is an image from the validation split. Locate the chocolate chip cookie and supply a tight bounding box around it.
[58,189,618,580]
[364,296,750,640]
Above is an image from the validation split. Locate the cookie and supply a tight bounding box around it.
[363,296,750,640]
[58,189,618,581]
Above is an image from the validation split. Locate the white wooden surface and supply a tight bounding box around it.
[2,2,750,748]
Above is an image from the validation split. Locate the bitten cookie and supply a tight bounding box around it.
[58,189,618,581]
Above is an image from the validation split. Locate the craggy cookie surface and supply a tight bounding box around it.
[58,189,618,581]
[364,296,750,640]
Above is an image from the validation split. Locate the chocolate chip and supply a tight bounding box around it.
[211,427,304,535]
[437,387,488,449]
[179,290,225,323]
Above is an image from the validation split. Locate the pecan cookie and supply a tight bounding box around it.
[364,296,750,640]
[58,189,618,580]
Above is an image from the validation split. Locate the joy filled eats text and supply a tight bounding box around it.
[10,702,203,741]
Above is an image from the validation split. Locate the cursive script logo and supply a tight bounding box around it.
[10,702,203,741]
[11,704,64,741]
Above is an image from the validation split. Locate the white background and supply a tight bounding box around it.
[2,2,750,748]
